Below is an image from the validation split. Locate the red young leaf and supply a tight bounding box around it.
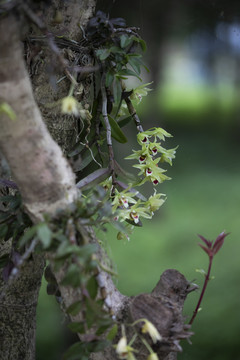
[213,232,229,255]
[198,243,212,256]
[198,234,212,248]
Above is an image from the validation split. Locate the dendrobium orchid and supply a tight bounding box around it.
[61,96,79,116]
[112,188,138,212]
[101,127,176,240]
[61,96,92,120]
[146,191,166,214]
[115,336,137,359]
[141,320,162,344]
[129,82,153,105]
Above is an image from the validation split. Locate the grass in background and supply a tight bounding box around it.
[104,131,240,360]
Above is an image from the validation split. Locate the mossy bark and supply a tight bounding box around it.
[0,254,45,360]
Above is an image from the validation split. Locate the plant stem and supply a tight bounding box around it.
[101,72,116,186]
[189,255,213,325]
[125,97,143,133]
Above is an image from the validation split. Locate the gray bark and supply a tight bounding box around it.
[0,1,94,358]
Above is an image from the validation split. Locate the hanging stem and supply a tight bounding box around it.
[101,72,115,185]
[125,97,143,133]
[189,255,213,325]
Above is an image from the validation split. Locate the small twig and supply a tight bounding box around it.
[0,237,39,302]
[125,97,144,133]
[188,256,213,325]
[189,232,228,326]
[113,27,140,36]
[72,64,100,74]
[95,99,104,166]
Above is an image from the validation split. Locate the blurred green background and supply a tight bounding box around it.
[37,1,240,359]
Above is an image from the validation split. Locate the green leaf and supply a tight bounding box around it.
[96,316,113,333]
[106,323,118,341]
[105,70,114,88]
[114,161,137,183]
[63,342,88,360]
[60,264,81,288]
[73,145,99,172]
[85,297,105,329]
[91,340,111,352]
[86,276,98,300]
[68,142,85,157]
[120,34,132,48]
[107,115,128,143]
[86,301,97,329]
[113,77,122,105]
[117,69,141,81]
[19,225,38,247]
[55,243,79,260]
[0,102,16,120]
[96,48,110,61]
[132,36,147,52]
[117,115,132,128]
[0,223,8,239]
[128,56,142,75]
[0,253,9,268]
[76,168,111,191]
[37,223,52,249]
[67,322,85,334]
[66,301,83,316]
[109,46,123,54]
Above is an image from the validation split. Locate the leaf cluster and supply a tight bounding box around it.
[0,191,32,273]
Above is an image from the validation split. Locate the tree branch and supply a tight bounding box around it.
[0,14,78,221]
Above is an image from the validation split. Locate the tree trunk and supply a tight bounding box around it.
[0,1,95,358]
[0,253,45,360]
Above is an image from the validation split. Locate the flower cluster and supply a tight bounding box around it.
[126,127,177,186]
[101,182,166,230]
[115,319,161,360]
[101,127,176,239]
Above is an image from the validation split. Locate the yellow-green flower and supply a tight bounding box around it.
[127,352,137,360]
[116,336,128,358]
[159,147,177,165]
[141,320,162,344]
[147,353,159,360]
[134,159,171,185]
[115,336,137,359]
[61,96,79,116]
[143,127,172,141]
[112,189,138,212]
[146,191,166,214]
[130,82,153,105]
[137,133,149,145]
[125,145,150,163]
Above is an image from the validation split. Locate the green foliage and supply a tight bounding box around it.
[0,193,31,244]
[0,102,16,120]
[63,340,111,360]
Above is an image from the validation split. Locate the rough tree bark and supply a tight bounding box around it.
[0,2,194,359]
